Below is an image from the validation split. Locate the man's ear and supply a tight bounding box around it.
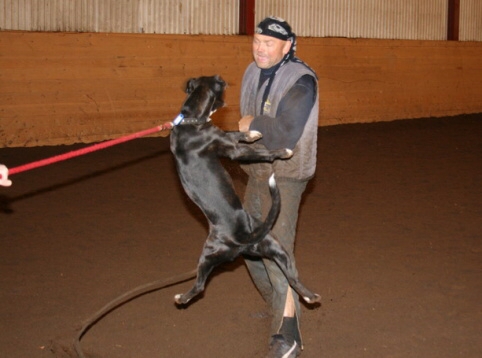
[282,39,292,55]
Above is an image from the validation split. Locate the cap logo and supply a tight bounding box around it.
[267,23,289,36]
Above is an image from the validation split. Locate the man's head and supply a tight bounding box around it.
[252,16,296,69]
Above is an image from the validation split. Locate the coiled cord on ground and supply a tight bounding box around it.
[73,268,197,358]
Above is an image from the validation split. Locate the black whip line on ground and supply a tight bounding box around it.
[73,268,198,358]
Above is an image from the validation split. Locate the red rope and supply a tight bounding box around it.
[2,123,173,180]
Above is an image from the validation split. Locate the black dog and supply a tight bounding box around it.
[170,75,320,305]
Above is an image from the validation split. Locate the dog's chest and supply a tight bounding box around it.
[170,128,221,184]
[169,127,239,208]
[170,125,218,159]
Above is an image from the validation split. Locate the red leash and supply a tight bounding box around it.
[0,122,174,187]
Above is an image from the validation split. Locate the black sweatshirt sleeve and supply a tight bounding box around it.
[249,74,317,150]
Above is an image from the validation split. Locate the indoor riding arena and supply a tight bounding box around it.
[1,1,481,358]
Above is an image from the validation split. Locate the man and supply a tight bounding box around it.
[238,16,319,358]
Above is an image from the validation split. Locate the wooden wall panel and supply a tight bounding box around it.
[300,37,482,125]
[1,31,481,147]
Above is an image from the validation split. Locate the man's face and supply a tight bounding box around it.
[252,34,291,69]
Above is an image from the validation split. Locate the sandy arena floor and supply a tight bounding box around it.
[0,114,481,357]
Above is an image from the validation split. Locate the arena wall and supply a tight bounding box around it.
[1,31,481,147]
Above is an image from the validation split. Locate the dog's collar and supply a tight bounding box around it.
[172,113,185,125]
[172,113,210,126]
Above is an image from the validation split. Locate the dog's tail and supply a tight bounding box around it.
[250,174,281,242]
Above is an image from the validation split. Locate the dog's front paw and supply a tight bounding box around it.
[246,130,262,142]
[281,149,293,159]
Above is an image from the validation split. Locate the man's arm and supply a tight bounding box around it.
[247,74,316,150]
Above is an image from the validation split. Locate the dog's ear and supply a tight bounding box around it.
[213,75,226,91]
[185,78,198,94]
[211,75,226,110]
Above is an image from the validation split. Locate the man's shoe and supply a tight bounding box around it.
[266,334,301,358]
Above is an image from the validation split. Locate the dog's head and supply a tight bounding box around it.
[181,75,226,123]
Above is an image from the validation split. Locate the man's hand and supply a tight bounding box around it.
[238,115,254,132]
[0,165,12,187]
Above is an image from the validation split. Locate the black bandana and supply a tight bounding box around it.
[256,16,297,60]
[256,16,293,41]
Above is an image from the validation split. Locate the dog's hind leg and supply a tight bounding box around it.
[174,260,214,305]
[174,240,233,305]
[250,238,321,304]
